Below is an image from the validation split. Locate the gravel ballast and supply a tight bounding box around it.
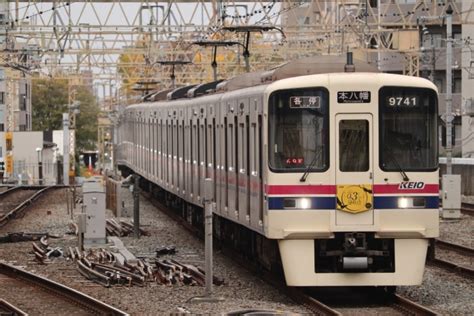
[0,187,473,315]
[0,188,309,314]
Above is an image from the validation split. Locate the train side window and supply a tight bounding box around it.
[191,120,195,196]
[159,120,162,180]
[166,119,169,183]
[339,120,369,172]
[212,117,216,195]
[150,119,153,176]
[212,118,216,169]
[224,117,229,208]
[234,115,239,211]
[258,114,263,222]
[246,115,250,177]
[204,118,208,177]
[239,121,245,173]
[228,121,233,171]
[149,118,152,174]
[182,121,185,187]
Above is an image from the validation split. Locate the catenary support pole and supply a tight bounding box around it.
[63,113,70,185]
[204,179,213,296]
[133,174,140,238]
[446,5,453,174]
[189,178,223,303]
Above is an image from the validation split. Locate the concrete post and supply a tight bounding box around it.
[189,178,223,303]
[133,174,140,238]
[203,179,213,297]
[445,6,453,174]
[63,113,70,185]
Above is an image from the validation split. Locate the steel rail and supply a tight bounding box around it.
[431,239,474,278]
[0,185,24,198]
[429,258,474,279]
[435,239,474,256]
[142,192,438,315]
[287,288,342,316]
[143,192,341,315]
[0,261,127,315]
[0,186,52,227]
[461,202,474,216]
[391,294,439,315]
[0,299,28,316]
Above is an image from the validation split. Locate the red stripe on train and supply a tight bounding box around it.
[373,184,439,194]
[266,185,336,195]
[266,184,439,195]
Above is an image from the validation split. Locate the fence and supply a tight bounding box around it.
[7,161,62,185]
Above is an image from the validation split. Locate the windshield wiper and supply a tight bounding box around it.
[300,154,319,182]
[384,145,409,182]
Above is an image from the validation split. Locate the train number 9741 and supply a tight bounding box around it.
[387,96,418,107]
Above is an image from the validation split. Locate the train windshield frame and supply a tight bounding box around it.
[379,86,438,172]
[268,87,329,173]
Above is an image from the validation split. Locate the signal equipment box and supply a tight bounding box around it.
[441,174,461,219]
[83,179,106,245]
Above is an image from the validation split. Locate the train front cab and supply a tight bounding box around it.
[265,74,439,286]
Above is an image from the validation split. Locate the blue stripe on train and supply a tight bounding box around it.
[268,197,336,210]
[373,196,439,209]
[267,196,439,210]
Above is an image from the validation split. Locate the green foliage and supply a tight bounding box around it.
[32,78,100,152]
[75,86,100,151]
[32,78,68,130]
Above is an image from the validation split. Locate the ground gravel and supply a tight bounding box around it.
[439,195,473,248]
[398,266,474,315]
[0,187,473,315]
[0,188,309,315]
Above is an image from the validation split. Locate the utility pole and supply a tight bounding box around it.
[189,178,223,303]
[63,113,70,185]
[441,5,461,220]
[445,5,453,175]
[133,174,140,238]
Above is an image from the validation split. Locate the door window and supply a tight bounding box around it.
[339,120,369,172]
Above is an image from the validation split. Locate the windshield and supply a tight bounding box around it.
[268,88,329,172]
[379,87,438,171]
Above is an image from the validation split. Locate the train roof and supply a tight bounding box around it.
[215,55,379,94]
[260,55,379,83]
[134,55,379,102]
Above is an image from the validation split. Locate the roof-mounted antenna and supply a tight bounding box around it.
[344,51,355,73]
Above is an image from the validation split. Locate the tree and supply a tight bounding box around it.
[32,78,100,152]
[75,86,100,151]
[32,78,68,131]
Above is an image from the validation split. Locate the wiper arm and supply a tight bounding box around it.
[384,145,409,182]
[300,154,319,182]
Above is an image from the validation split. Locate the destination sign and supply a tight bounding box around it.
[289,96,321,109]
[337,91,371,103]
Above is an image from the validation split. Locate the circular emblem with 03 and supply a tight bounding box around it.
[336,185,373,213]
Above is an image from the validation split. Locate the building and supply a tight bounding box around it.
[0,130,65,184]
[282,0,474,157]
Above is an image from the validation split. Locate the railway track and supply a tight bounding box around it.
[0,186,54,227]
[306,287,439,315]
[0,299,27,316]
[461,202,474,216]
[390,294,439,315]
[143,191,439,315]
[0,261,127,315]
[430,239,474,279]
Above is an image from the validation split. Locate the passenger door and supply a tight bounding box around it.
[335,114,374,226]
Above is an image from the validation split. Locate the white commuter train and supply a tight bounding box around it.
[117,56,439,287]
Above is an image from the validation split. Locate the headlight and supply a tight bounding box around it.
[398,197,409,208]
[300,198,311,209]
[398,197,426,208]
[283,198,312,209]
